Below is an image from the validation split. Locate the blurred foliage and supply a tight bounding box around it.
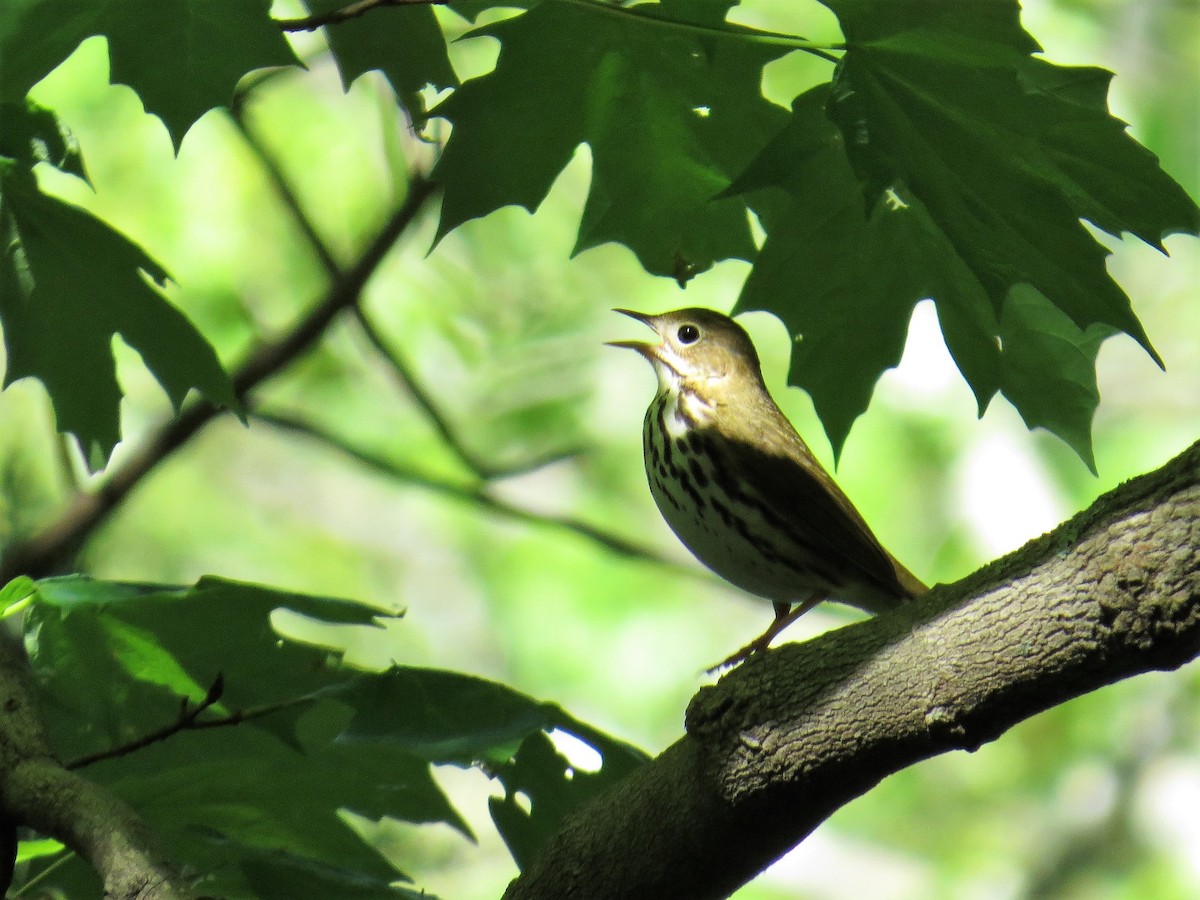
[0,0,1196,898]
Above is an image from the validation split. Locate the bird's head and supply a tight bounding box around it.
[608,307,764,396]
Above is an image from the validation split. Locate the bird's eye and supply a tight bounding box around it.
[677,324,700,344]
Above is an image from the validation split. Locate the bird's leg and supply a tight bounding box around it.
[707,595,822,673]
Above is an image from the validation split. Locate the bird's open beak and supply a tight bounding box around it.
[606,308,660,358]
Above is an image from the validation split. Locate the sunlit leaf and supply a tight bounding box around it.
[432,0,788,277]
[0,0,298,147]
[0,168,237,467]
[305,0,457,122]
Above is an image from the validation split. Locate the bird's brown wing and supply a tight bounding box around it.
[709,411,917,612]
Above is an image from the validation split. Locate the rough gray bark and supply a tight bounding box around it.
[504,440,1200,900]
[0,641,188,900]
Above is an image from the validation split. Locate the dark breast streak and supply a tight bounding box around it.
[642,391,844,601]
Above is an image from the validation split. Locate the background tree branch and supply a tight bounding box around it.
[0,177,437,584]
[504,440,1200,900]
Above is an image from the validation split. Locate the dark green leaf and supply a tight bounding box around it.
[818,0,1199,354]
[305,0,457,122]
[0,0,298,148]
[488,710,648,870]
[23,576,469,896]
[25,575,391,754]
[106,0,298,147]
[23,573,648,890]
[432,0,788,277]
[0,0,96,104]
[89,729,462,894]
[333,666,557,764]
[238,846,436,900]
[729,81,1123,463]
[0,99,86,179]
[725,1,1199,463]
[731,87,932,454]
[996,284,1106,473]
[0,171,237,467]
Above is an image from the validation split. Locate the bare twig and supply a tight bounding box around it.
[354,308,589,479]
[276,0,446,33]
[0,178,438,583]
[229,109,343,279]
[251,409,711,580]
[66,676,226,771]
[352,307,484,473]
[67,677,320,771]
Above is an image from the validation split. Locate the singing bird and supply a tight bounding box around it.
[611,307,926,668]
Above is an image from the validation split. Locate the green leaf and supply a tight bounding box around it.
[731,87,922,454]
[0,98,86,179]
[818,0,1200,355]
[726,2,1199,463]
[15,838,65,864]
[304,0,457,122]
[24,576,390,753]
[432,0,788,278]
[23,576,466,896]
[488,711,648,870]
[90,729,461,895]
[0,170,238,467]
[237,846,437,900]
[0,0,298,148]
[0,574,37,616]
[996,284,1106,473]
[332,666,557,763]
[23,574,649,891]
[0,0,96,105]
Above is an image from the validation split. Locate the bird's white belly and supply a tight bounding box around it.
[644,404,812,603]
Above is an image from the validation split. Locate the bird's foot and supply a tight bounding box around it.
[705,633,774,674]
[704,595,822,674]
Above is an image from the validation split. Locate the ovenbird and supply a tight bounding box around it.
[611,307,926,669]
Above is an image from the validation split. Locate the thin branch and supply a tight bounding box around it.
[230,176,436,397]
[0,178,438,583]
[10,849,77,898]
[66,676,226,771]
[277,0,444,33]
[352,307,483,474]
[353,308,583,480]
[229,107,343,280]
[251,409,710,580]
[67,679,320,771]
[184,695,319,731]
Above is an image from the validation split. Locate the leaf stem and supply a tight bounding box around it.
[549,0,844,62]
[10,849,78,897]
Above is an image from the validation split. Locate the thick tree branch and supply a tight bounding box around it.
[505,440,1200,900]
[0,641,188,900]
